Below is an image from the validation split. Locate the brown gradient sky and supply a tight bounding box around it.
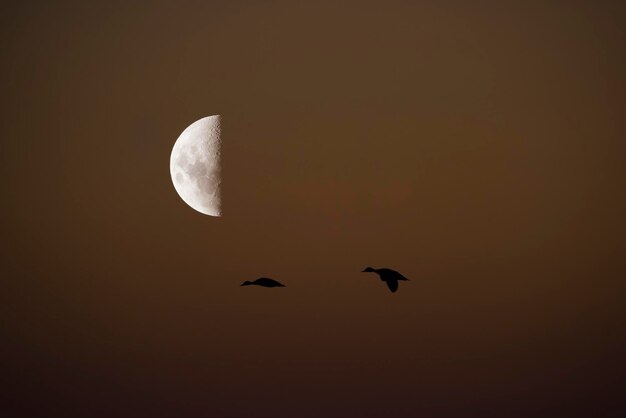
[2,1,626,417]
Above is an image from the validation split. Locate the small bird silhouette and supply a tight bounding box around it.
[240,277,286,288]
[362,267,409,292]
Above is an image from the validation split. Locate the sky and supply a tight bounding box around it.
[1,1,626,416]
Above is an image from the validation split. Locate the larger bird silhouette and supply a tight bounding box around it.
[240,277,286,288]
[362,267,409,293]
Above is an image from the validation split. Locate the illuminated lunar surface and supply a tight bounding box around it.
[170,115,221,216]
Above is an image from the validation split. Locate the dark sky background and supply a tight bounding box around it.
[2,1,626,417]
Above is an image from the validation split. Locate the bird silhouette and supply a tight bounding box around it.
[240,277,286,288]
[362,267,409,292]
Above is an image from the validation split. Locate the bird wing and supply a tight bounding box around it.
[265,278,285,287]
[380,268,409,281]
[255,278,277,286]
[386,279,398,293]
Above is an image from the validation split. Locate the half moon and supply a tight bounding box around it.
[170,115,221,216]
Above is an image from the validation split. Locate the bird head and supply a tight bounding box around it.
[240,281,253,286]
[362,267,375,273]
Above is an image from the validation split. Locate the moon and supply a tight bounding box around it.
[170,115,222,216]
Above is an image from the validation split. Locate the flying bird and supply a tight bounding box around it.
[362,267,409,293]
[240,277,286,288]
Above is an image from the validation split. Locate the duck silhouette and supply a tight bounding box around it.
[362,267,409,293]
[240,277,286,288]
